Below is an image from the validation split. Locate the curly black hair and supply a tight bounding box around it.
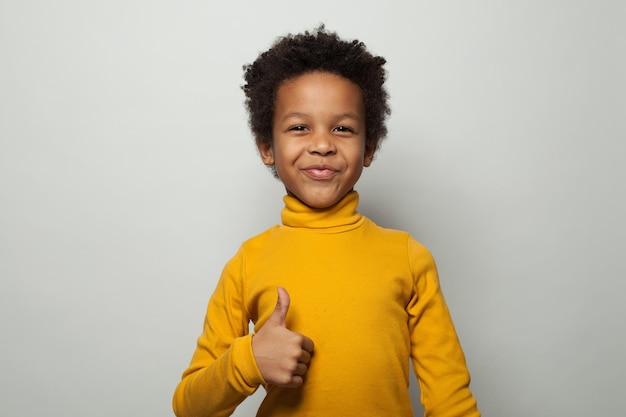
[242,25,390,155]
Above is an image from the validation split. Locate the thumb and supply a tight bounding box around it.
[267,287,290,327]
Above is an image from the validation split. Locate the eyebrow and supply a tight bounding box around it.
[279,112,362,122]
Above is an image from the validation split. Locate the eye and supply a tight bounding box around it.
[333,125,355,133]
[288,125,308,132]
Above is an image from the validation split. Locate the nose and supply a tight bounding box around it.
[308,131,336,156]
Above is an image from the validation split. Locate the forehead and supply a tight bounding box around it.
[274,72,365,115]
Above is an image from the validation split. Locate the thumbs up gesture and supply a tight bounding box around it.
[252,287,315,387]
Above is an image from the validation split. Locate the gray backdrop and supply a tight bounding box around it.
[1,1,624,416]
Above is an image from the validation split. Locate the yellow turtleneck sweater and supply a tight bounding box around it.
[173,191,479,417]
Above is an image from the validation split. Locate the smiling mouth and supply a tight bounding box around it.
[303,167,337,180]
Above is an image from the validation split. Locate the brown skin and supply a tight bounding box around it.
[252,71,375,387]
[251,287,314,387]
[257,71,374,209]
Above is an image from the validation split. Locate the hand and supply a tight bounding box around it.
[252,287,314,387]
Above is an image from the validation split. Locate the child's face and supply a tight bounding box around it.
[258,71,374,209]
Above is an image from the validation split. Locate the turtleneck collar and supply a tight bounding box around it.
[281,190,363,230]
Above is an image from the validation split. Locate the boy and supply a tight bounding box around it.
[173,26,480,417]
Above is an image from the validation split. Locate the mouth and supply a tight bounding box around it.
[302,165,338,180]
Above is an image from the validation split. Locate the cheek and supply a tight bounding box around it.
[273,142,300,163]
[270,149,292,178]
[348,144,368,165]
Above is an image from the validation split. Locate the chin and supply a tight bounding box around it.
[301,195,344,209]
[287,187,349,209]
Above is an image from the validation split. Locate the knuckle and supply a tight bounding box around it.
[285,361,297,372]
[275,372,292,386]
[289,346,302,358]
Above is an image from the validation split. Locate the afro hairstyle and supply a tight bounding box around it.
[242,25,391,157]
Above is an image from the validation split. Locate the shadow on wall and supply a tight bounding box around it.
[410,370,425,415]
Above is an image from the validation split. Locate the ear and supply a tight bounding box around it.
[363,145,375,167]
[257,141,275,166]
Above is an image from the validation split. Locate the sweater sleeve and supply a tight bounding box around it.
[406,237,480,417]
[172,248,265,417]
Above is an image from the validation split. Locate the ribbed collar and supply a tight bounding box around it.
[280,190,363,230]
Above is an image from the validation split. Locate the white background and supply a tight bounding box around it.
[1,1,624,416]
